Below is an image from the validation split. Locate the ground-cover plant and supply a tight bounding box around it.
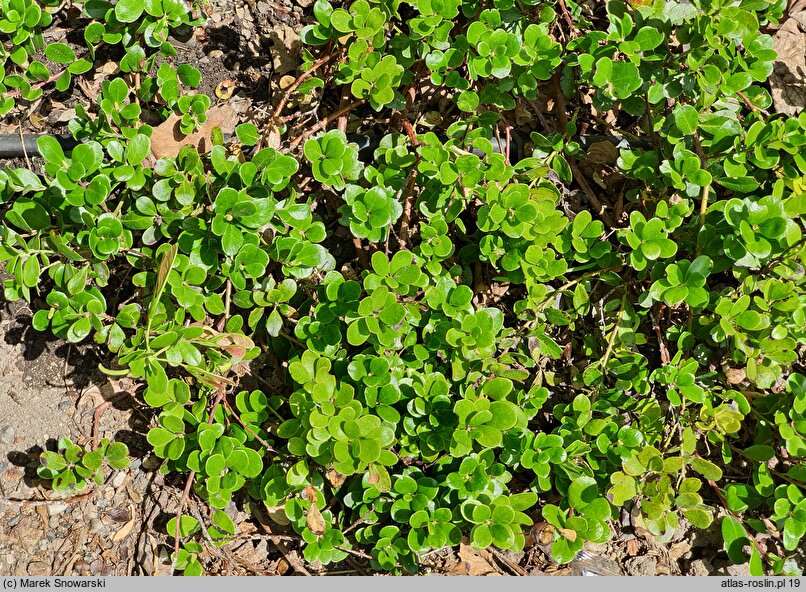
[1,0,805,578]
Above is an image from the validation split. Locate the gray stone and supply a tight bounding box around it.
[688,559,713,576]
[0,425,15,445]
[48,501,70,516]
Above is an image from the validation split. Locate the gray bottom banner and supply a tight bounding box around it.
[1,577,805,591]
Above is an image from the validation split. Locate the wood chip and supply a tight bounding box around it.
[111,505,136,542]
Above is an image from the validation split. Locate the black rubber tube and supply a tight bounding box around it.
[0,134,81,159]
[0,132,649,161]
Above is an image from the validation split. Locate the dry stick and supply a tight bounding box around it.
[336,85,351,134]
[18,123,31,170]
[222,399,277,454]
[288,100,366,150]
[336,546,373,560]
[569,160,615,228]
[253,520,312,576]
[92,401,113,449]
[600,292,627,371]
[272,53,335,120]
[526,98,614,227]
[0,489,97,506]
[3,70,63,100]
[556,0,577,34]
[188,500,273,576]
[342,504,376,535]
[487,546,527,576]
[550,71,568,130]
[736,90,770,117]
[170,386,227,576]
[397,118,421,249]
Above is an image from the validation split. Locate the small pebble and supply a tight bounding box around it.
[89,518,109,536]
[0,425,15,445]
[111,471,126,488]
[27,561,50,576]
[58,399,73,411]
[48,501,69,516]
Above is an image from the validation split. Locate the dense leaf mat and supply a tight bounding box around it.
[1,0,805,576]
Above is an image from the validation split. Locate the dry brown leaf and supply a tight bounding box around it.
[558,527,578,543]
[99,61,119,75]
[723,366,747,385]
[112,504,136,542]
[150,104,237,159]
[279,75,296,90]
[585,140,619,165]
[264,128,282,150]
[327,470,346,488]
[769,19,806,115]
[452,542,500,576]
[275,557,290,575]
[77,384,104,408]
[305,504,326,536]
[531,522,555,546]
[301,484,317,502]
[126,483,143,504]
[263,503,291,526]
[215,80,237,100]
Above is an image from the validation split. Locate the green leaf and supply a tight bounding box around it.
[457,90,480,112]
[743,445,775,462]
[722,516,750,564]
[691,457,723,481]
[568,476,598,510]
[115,0,145,23]
[211,510,236,535]
[37,136,65,165]
[235,123,260,146]
[684,507,713,529]
[673,105,699,134]
[21,255,40,287]
[749,544,763,576]
[44,43,76,64]
[167,515,200,538]
[67,317,92,342]
[127,134,151,166]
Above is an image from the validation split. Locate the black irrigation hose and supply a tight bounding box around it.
[0,134,81,159]
[0,132,651,162]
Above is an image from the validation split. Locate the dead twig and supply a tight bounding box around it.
[397,118,421,249]
[272,53,335,120]
[569,160,615,228]
[170,385,227,576]
[188,500,272,575]
[488,546,527,576]
[222,399,277,454]
[736,90,770,117]
[288,100,366,150]
[557,0,577,35]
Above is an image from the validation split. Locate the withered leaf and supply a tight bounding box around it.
[305,504,326,536]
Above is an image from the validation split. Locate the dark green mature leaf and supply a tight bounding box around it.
[45,43,76,64]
